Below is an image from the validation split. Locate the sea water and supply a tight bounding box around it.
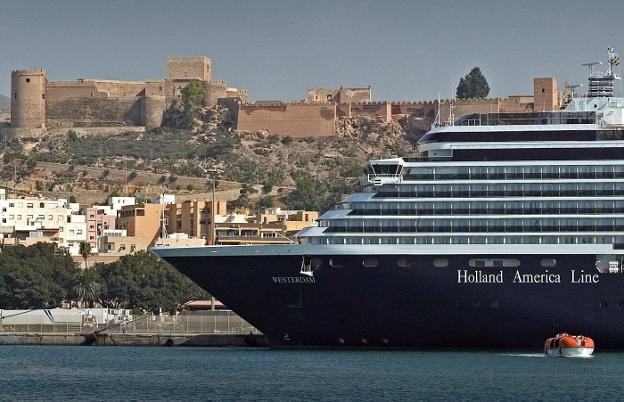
[0,346,621,401]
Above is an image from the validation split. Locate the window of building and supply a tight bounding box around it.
[9,203,14,207]
[26,78,30,83]
[90,236,95,240]
[120,244,126,251]
[26,203,33,208]
[69,230,74,235]
[77,230,82,235]
[48,215,53,220]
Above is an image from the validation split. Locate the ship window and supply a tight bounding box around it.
[600,301,608,308]
[490,300,500,308]
[618,301,624,308]
[329,258,343,268]
[469,258,520,268]
[362,258,378,268]
[397,257,414,268]
[432,258,449,268]
[540,258,557,268]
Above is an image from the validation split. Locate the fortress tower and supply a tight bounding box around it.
[11,69,46,128]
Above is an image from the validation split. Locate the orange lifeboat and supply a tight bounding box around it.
[544,333,594,357]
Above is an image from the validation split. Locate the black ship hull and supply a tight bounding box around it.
[158,249,624,349]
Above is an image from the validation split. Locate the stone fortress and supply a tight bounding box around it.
[4,54,561,139]
[5,56,247,136]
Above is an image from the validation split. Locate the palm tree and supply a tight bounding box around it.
[72,270,102,308]
[79,241,91,269]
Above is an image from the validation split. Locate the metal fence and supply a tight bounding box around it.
[0,311,260,335]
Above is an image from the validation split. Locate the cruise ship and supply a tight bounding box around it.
[153,49,624,348]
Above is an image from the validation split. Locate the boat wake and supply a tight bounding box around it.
[499,353,594,359]
[498,353,545,358]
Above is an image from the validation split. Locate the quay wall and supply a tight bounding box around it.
[0,332,268,347]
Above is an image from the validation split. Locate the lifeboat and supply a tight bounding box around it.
[544,333,594,357]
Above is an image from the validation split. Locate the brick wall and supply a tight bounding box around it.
[237,103,336,137]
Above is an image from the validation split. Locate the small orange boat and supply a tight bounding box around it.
[544,333,594,357]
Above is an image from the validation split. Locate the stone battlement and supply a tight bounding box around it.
[9,56,245,132]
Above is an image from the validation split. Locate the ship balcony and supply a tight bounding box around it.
[364,174,403,186]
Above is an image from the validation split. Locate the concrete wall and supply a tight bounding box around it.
[237,103,336,137]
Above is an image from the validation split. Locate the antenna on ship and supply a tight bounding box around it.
[433,93,441,128]
[583,47,622,98]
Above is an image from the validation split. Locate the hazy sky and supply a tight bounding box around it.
[2,0,624,101]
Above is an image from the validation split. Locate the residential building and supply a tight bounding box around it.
[117,203,164,246]
[85,207,116,252]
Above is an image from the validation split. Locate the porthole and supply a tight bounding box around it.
[397,257,414,268]
[362,258,378,268]
[540,258,557,268]
[469,258,520,268]
[329,258,343,268]
[433,258,449,268]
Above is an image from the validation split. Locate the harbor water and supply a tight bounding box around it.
[1,346,623,401]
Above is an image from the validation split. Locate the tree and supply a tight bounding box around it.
[71,269,102,307]
[181,80,205,129]
[456,67,490,99]
[68,195,77,203]
[95,251,205,311]
[0,243,79,309]
[79,241,91,269]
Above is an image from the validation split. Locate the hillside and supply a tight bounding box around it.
[0,94,9,113]
[0,105,431,212]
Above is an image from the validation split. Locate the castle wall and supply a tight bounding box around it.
[335,88,372,103]
[167,57,211,81]
[46,80,149,100]
[337,101,391,121]
[11,70,46,128]
[203,80,228,107]
[142,96,166,130]
[46,97,143,126]
[237,103,336,137]
[391,101,438,119]
[534,77,559,112]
